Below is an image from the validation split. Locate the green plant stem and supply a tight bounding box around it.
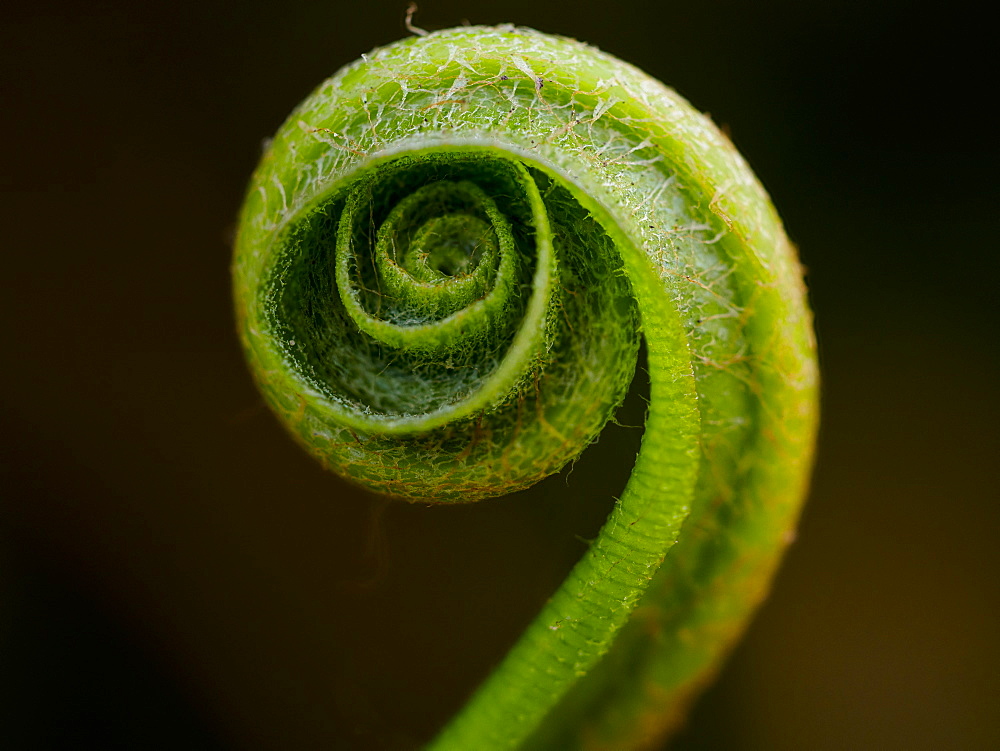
[233,25,818,750]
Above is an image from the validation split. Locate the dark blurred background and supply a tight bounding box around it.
[2,1,997,749]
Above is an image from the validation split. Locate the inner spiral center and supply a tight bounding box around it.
[381,180,500,295]
[404,213,493,279]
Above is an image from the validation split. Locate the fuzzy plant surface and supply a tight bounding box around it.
[233,24,818,751]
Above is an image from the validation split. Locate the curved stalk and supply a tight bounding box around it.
[233,25,818,750]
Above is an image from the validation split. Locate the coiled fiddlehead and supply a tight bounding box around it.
[233,25,818,751]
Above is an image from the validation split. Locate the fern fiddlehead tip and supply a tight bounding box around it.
[234,25,817,750]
